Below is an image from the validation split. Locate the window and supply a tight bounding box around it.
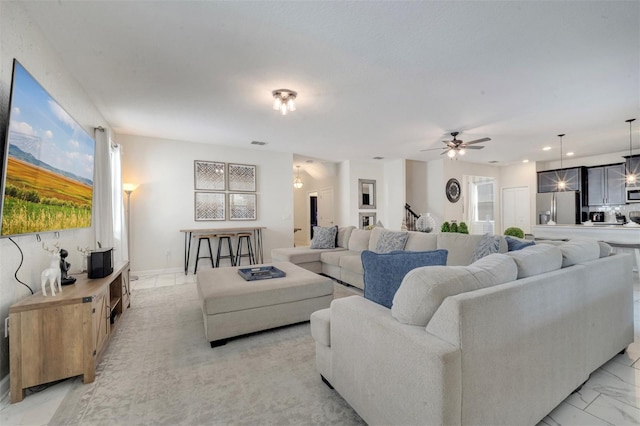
[475,181,495,221]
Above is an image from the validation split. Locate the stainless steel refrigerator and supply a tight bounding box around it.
[536,191,581,225]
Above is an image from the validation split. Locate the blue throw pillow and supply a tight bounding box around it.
[506,236,535,251]
[362,249,448,309]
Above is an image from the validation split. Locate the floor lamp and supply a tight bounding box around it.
[123,183,139,280]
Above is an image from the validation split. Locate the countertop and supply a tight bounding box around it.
[532,224,640,245]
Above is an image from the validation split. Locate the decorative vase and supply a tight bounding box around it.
[416,213,436,233]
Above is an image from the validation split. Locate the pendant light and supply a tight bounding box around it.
[293,166,303,189]
[626,118,636,185]
[557,134,566,190]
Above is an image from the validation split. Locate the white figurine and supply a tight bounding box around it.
[41,243,62,296]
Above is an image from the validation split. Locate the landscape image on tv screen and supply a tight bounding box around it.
[1,60,95,236]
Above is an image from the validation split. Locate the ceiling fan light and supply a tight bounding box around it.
[458,148,466,156]
[447,149,456,158]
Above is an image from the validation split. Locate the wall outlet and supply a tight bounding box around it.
[4,317,8,338]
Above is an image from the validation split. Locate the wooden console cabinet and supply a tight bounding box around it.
[9,262,130,403]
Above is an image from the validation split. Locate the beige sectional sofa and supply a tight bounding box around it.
[272,226,508,289]
[310,239,634,425]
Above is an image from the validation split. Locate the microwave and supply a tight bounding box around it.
[626,186,640,203]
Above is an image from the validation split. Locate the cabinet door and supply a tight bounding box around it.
[627,156,640,181]
[587,167,605,206]
[605,164,626,205]
[562,168,581,191]
[92,289,109,358]
[538,171,558,193]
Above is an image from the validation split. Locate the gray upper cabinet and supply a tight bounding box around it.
[537,167,585,193]
[587,164,626,206]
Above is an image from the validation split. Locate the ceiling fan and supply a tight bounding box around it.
[421,132,491,158]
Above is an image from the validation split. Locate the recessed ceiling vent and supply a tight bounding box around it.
[251,141,267,146]
[488,160,499,164]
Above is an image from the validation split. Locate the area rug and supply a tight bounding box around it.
[50,282,364,425]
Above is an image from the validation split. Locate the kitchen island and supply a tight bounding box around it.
[532,224,640,271]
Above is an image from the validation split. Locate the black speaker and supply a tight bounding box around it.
[88,248,113,279]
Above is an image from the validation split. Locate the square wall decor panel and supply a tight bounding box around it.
[229,193,257,220]
[195,192,226,221]
[228,163,256,192]
[194,161,225,191]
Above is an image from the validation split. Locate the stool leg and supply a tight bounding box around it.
[195,238,203,274]
[247,238,255,265]
[216,238,223,268]
[228,237,235,266]
[207,238,215,268]
[236,237,243,266]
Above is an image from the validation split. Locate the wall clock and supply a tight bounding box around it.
[446,178,461,203]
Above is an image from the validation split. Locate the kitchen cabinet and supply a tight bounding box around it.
[587,163,625,206]
[537,167,587,204]
[625,155,640,183]
[9,262,130,403]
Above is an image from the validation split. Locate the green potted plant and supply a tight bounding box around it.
[504,227,525,239]
[458,222,469,234]
[449,222,458,233]
[441,221,450,233]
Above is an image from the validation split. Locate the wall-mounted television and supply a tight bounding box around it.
[0,59,95,237]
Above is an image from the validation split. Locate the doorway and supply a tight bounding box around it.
[502,186,531,234]
[309,193,318,239]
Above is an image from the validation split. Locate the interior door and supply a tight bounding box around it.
[317,188,334,227]
[502,186,531,233]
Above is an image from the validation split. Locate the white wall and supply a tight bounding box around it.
[426,159,446,229]
[383,159,406,230]
[0,1,109,393]
[119,134,293,274]
[406,160,427,215]
[537,150,630,171]
[338,160,386,228]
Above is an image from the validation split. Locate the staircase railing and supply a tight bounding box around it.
[404,203,420,231]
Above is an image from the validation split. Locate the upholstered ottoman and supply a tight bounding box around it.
[197,261,334,347]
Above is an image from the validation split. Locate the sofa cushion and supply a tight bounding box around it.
[392,253,518,327]
[348,229,371,252]
[320,250,354,267]
[310,225,338,249]
[375,230,409,253]
[337,226,356,248]
[438,232,488,266]
[598,241,612,258]
[506,244,563,278]
[339,254,364,274]
[404,232,438,251]
[505,235,536,251]
[466,253,518,288]
[559,239,601,267]
[362,249,448,309]
[310,308,331,347]
[470,234,501,263]
[391,266,478,326]
[271,246,346,264]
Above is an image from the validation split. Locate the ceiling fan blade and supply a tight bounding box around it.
[464,137,491,145]
[420,147,447,152]
[465,145,484,150]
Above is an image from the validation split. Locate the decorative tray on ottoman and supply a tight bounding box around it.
[237,266,286,281]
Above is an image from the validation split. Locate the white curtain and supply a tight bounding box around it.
[93,128,126,264]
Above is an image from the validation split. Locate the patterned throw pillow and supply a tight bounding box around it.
[375,230,409,253]
[470,233,501,263]
[505,236,535,251]
[310,225,338,249]
[362,249,449,309]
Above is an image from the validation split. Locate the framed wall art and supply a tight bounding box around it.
[228,163,256,192]
[228,193,257,220]
[194,160,226,191]
[194,192,226,221]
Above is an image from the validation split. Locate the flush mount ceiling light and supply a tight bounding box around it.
[293,165,303,189]
[626,118,637,184]
[557,134,566,190]
[272,89,297,115]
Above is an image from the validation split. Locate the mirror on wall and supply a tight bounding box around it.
[359,179,376,209]
[359,212,377,230]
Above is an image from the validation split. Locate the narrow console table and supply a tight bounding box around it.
[9,262,130,403]
[180,227,266,274]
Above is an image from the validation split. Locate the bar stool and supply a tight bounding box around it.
[215,234,235,267]
[194,235,215,274]
[235,232,255,266]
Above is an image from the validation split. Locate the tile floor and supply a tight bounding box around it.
[1,271,639,426]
